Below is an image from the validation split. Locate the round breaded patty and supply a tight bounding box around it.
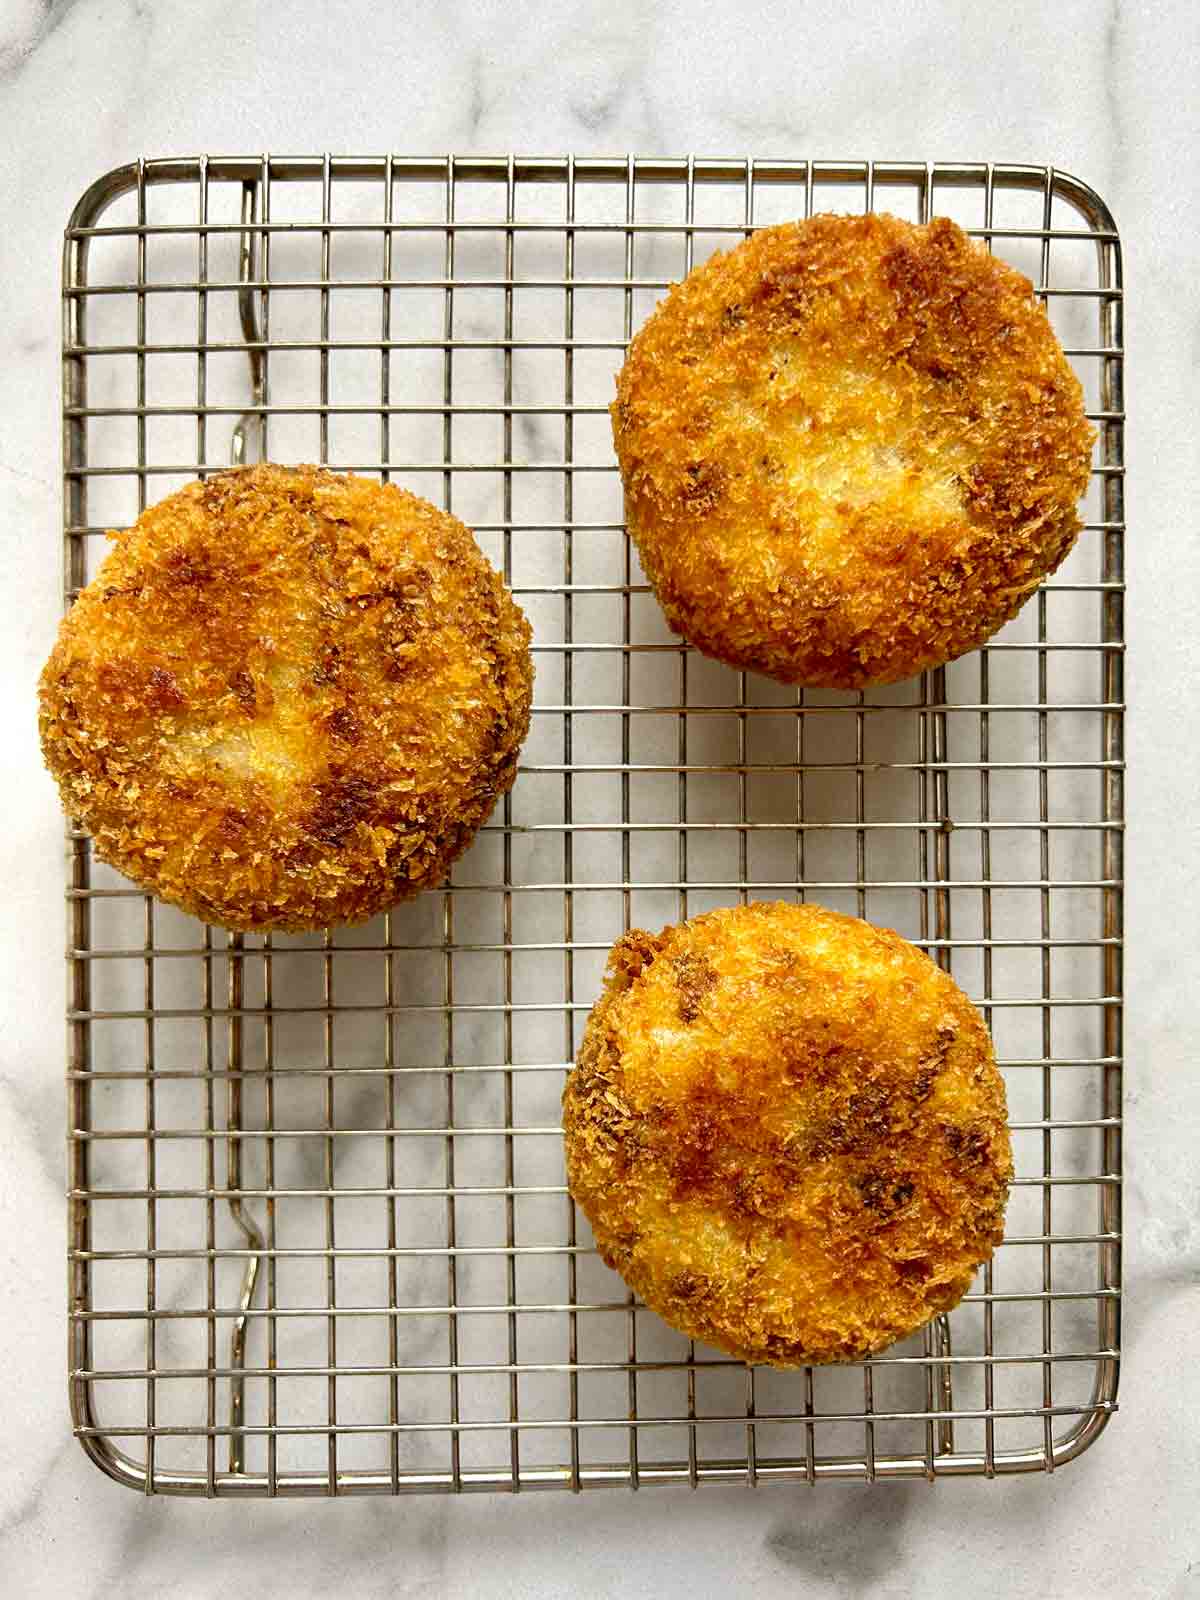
[563,902,1011,1365]
[39,465,533,931]
[612,213,1094,687]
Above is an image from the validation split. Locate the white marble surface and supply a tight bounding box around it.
[2,1,1199,1595]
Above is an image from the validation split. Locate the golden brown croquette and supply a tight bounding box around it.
[39,465,533,931]
[563,902,1011,1366]
[612,213,1094,688]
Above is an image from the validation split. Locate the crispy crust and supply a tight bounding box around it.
[563,902,1011,1365]
[39,465,533,931]
[612,213,1095,687]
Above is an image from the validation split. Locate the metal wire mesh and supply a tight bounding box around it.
[61,156,1124,1495]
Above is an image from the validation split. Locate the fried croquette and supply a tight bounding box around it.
[563,902,1011,1365]
[611,212,1095,688]
[39,465,533,931]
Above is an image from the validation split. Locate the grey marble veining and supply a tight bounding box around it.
[2,1,1199,1596]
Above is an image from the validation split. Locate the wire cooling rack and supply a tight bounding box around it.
[61,156,1124,1495]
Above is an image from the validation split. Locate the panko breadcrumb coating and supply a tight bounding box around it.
[563,902,1011,1366]
[612,213,1095,688]
[39,465,533,931]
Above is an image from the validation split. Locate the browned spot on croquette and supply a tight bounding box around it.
[672,950,718,1023]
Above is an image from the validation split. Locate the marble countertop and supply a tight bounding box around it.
[2,1,1198,1595]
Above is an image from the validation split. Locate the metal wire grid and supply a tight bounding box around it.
[61,156,1123,1495]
